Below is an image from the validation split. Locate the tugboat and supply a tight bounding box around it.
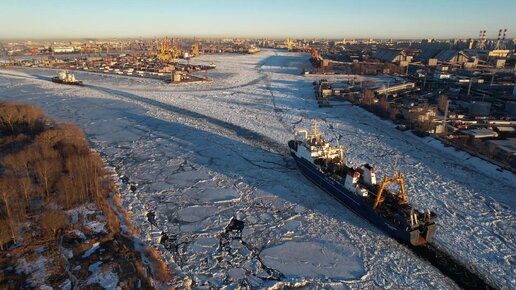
[288,123,437,246]
[51,71,84,86]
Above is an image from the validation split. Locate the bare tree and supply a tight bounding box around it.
[33,146,62,197]
[18,104,43,131]
[17,176,33,206]
[0,218,13,250]
[0,177,16,223]
[57,175,76,209]
[35,129,63,148]
[1,153,23,176]
[0,177,24,241]
[0,100,117,250]
[0,102,18,132]
[40,210,68,239]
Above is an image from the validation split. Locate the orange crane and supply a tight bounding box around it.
[373,173,407,208]
[310,47,322,61]
[373,160,408,208]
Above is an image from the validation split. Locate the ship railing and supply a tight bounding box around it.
[294,129,308,140]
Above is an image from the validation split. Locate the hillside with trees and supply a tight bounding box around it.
[0,101,170,289]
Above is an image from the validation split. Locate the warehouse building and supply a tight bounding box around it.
[372,48,409,63]
[485,138,516,167]
[419,48,469,65]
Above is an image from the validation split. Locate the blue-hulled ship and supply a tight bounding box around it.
[288,123,436,246]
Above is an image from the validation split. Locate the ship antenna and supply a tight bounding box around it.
[312,121,319,134]
[311,121,321,143]
[337,134,346,162]
[393,157,398,178]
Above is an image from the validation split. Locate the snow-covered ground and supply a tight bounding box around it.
[1,49,514,289]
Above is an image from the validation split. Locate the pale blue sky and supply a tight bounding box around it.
[0,0,514,39]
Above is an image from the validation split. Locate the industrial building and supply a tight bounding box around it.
[462,128,499,139]
[52,46,76,53]
[469,101,492,116]
[374,82,416,96]
[297,31,516,171]
[485,138,516,167]
[419,49,470,65]
[372,48,410,63]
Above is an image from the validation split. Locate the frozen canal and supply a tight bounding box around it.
[1,49,514,289]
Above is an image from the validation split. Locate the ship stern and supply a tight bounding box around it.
[409,222,437,246]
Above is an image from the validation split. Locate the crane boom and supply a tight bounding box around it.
[373,172,407,209]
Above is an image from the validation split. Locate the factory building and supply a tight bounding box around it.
[52,46,75,53]
[469,101,492,116]
[400,106,437,123]
[506,101,516,116]
[487,50,510,59]
[374,82,416,96]
[462,128,499,139]
[419,48,469,65]
[485,138,516,167]
[434,50,469,64]
[372,48,410,63]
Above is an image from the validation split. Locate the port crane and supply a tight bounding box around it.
[285,39,295,51]
[157,38,180,63]
[0,42,7,57]
[191,42,199,57]
[310,47,322,61]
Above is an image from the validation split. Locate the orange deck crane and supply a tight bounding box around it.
[373,160,408,208]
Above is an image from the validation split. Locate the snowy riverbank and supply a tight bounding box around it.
[1,49,514,289]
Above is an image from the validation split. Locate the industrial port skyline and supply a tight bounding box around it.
[0,1,515,289]
[1,0,515,39]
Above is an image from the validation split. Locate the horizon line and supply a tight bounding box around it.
[2,35,514,42]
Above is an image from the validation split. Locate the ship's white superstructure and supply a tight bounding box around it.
[51,70,83,86]
[58,70,77,82]
[293,123,344,163]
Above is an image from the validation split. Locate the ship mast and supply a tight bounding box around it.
[309,121,321,144]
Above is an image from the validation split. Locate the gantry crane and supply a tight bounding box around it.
[373,160,408,208]
[157,38,180,63]
[285,39,295,51]
[191,42,199,57]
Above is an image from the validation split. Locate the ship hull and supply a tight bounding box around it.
[51,77,84,86]
[291,152,429,245]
